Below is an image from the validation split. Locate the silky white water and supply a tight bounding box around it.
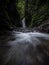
[8,31,49,47]
[22,18,26,28]
[1,31,49,65]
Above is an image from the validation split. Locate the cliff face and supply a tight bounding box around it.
[0,0,22,31]
[24,0,49,27]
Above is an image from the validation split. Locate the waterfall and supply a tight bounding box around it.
[22,18,26,28]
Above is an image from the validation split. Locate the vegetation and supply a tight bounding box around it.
[17,0,25,19]
[0,0,49,30]
[17,0,49,27]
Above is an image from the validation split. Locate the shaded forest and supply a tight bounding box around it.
[0,0,49,33]
[17,0,49,27]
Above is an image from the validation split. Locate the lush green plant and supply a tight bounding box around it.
[17,0,49,27]
[17,0,25,19]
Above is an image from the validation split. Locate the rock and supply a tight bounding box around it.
[38,22,49,33]
[0,0,22,32]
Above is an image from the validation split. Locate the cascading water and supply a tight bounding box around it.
[7,31,49,47]
[1,30,49,65]
[22,18,26,28]
[1,19,49,65]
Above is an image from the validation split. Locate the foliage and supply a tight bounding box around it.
[17,0,49,27]
[17,0,25,19]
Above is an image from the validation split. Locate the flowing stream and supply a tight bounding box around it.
[0,18,49,65]
[7,31,49,46]
[7,18,49,46]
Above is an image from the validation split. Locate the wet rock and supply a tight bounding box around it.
[38,22,49,33]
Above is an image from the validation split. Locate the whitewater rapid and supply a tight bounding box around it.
[7,31,49,47]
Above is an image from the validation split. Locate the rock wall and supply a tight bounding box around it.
[0,0,21,31]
